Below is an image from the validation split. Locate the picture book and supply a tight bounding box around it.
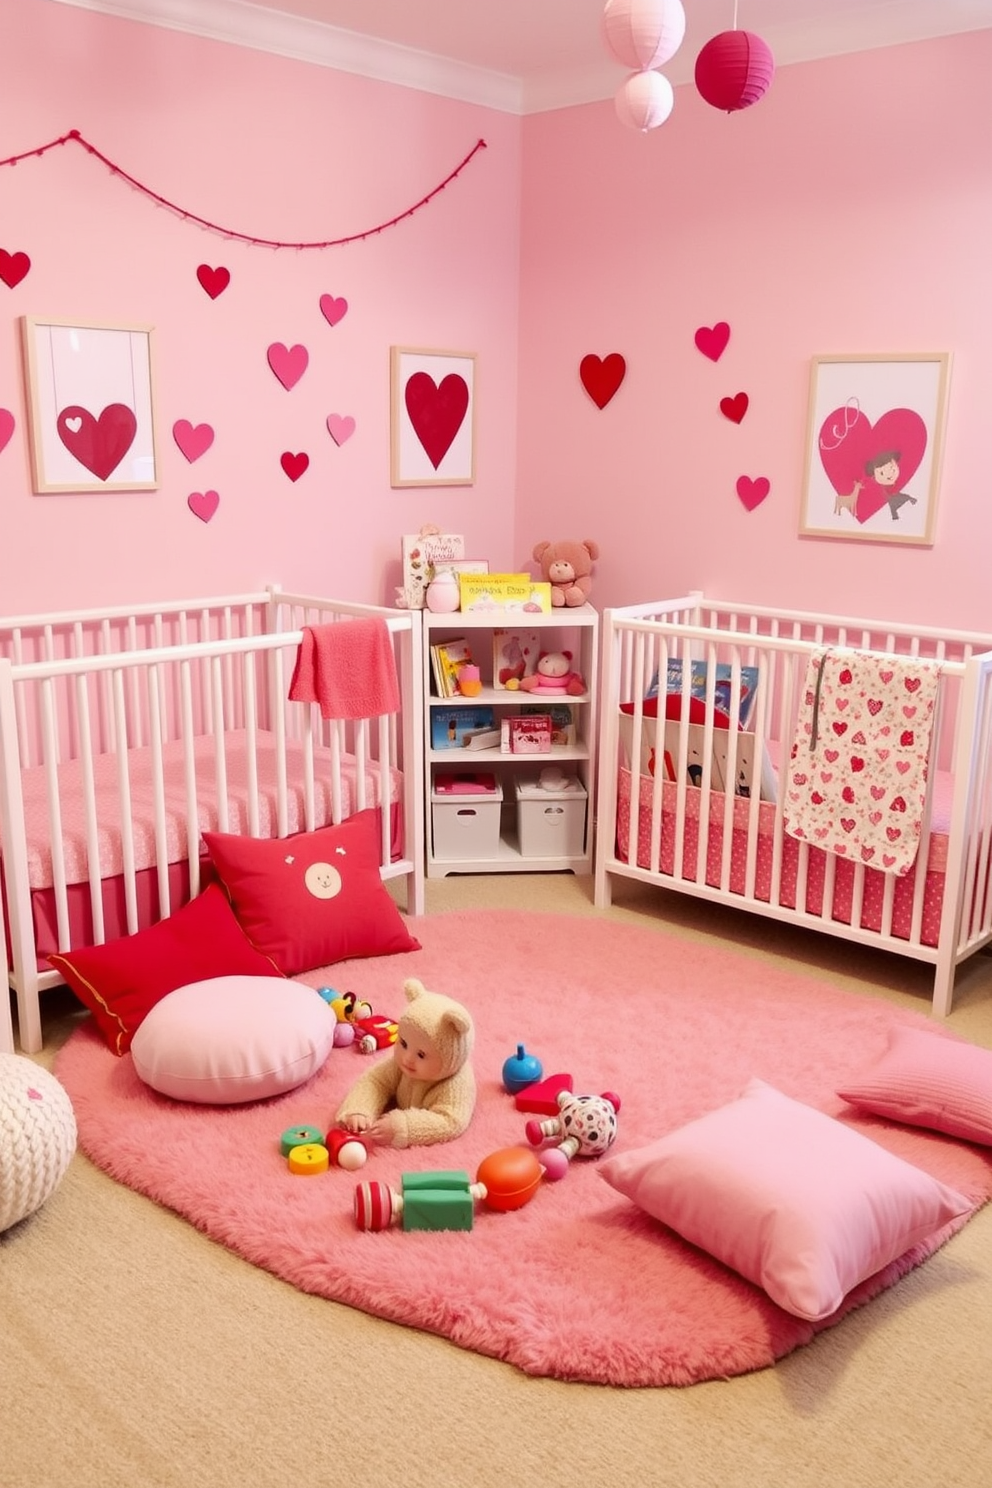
[458,573,552,614]
[519,702,575,746]
[619,708,777,801]
[647,659,761,731]
[430,705,496,751]
[505,714,552,754]
[492,628,542,689]
[400,531,465,609]
[429,638,474,698]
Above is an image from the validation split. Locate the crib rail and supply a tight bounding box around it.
[595,594,992,1016]
[0,590,423,1053]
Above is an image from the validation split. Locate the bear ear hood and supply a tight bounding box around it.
[400,978,475,1077]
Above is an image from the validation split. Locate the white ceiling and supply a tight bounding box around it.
[55,0,992,112]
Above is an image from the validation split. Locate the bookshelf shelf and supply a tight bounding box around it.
[421,605,599,878]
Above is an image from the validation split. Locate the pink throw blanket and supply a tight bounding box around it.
[784,649,941,875]
[289,618,400,720]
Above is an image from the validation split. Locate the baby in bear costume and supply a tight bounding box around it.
[335,977,475,1148]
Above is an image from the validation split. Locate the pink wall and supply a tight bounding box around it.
[0,1,522,612]
[517,34,992,632]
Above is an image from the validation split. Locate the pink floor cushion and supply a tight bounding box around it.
[838,1026,992,1145]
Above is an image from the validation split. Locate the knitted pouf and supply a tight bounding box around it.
[0,1054,77,1233]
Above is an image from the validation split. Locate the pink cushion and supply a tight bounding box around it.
[130,976,336,1104]
[838,1026,992,1146]
[597,1078,971,1321]
[202,810,420,977]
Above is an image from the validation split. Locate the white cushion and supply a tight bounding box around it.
[130,976,335,1104]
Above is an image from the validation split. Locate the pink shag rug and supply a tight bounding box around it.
[55,910,992,1388]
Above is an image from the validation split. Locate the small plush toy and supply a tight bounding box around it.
[533,539,599,608]
[525,1090,620,1162]
[335,978,476,1148]
[519,650,586,696]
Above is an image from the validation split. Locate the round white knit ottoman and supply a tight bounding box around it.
[0,1054,77,1233]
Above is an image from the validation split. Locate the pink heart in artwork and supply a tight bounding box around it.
[267,343,309,390]
[281,451,309,482]
[579,353,626,410]
[736,475,769,511]
[188,490,220,523]
[694,322,730,362]
[816,404,927,524]
[319,294,348,327]
[405,372,469,469]
[196,264,230,299]
[720,392,749,424]
[0,407,14,453]
[173,419,214,463]
[0,248,31,288]
[326,414,356,446]
[57,403,136,480]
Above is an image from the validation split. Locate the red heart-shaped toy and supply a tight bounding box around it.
[579,353,626,410]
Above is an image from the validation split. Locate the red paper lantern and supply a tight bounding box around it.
[601,0,686,72]
[614,70,675,133]
[694,30,775,112]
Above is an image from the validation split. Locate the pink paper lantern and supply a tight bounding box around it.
[695,30,775,112]
[602,0,686,72]
[615,70,675,132]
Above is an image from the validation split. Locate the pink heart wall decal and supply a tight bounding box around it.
[737,475,770,511]
[268,343,309,390]
[319,294,348,326]
[196,264,230,299]
[579,353,626,409]
[720,392,749,424]
[188,490,220,522]
[694,322,730,361]
[281,451,310,481]
[0,248,31,288]
[173,419,215,463]
[57,403,136,481]
[326,414,356,446]
[404,373,469,469]
[817,405,927,524]
[0,408,14,452]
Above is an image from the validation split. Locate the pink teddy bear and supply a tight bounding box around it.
[519,650,586,697]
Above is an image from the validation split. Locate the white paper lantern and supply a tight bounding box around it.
[615,70,675,132]
[602,0,686,72]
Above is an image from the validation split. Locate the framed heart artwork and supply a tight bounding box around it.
[800,353,951,546]
[21,317,158,494]
[390,346,476,488]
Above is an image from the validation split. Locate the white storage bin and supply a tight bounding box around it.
[514,776,587,858]
[431,779,503,860]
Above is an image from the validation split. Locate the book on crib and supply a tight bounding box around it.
[647,658,761,731]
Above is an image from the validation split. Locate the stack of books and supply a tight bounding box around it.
[429,637,474,698]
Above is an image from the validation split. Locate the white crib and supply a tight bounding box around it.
[594,593,992,1017]
[0,586,424,1053]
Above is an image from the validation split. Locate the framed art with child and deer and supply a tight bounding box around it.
[800,352,951,546]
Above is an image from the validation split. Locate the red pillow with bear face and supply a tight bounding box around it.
[202,810,420,976]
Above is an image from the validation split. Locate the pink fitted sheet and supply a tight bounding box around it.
[16,730,402,891]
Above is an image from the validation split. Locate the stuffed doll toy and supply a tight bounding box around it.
[519,650,586,696]
[525,1090,620,1162]
[533,539,599,608]
[335,978,476,1148]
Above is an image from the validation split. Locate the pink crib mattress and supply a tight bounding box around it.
[616,760,954,949]
[16,730,402,891]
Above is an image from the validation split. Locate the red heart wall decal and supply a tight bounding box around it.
[817,405,927,524]
[326,414,356,446]
[188,490,220,522]
[268,342,309,390]
[694,322,730,361]
[720,392,749,424]
[196,264,230,299]
[57,404,137,481]
[0,248,31,288]
[173,419,214,463]
[281,451,310,481]
[319,294,348,326]
[404,372,469,469]
[580,353,626,409]
[0,408,14,453]
[736,475,770,511]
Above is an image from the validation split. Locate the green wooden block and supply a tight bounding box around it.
[400,1172,474,1231]
[402,1170,471,1193]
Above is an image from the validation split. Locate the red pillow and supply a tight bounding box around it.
[46,883,281,1056]
[202,810,421,976]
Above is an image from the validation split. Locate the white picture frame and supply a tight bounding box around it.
[390,346,476,488]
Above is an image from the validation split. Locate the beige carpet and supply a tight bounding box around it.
[3,874,991,1488]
